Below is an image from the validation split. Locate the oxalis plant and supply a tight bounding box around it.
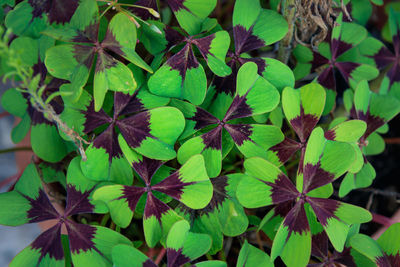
[0,0,400,266]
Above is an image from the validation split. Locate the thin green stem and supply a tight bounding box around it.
[99,3,115,19]
[0,147,32,154]
[100,214,110,226]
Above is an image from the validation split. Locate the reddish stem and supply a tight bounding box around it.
[0,111,10,119]
[372,213,393,227]
[384,137,400,144]
[154,247,166,265]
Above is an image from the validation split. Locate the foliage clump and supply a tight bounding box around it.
[0,0,400,266]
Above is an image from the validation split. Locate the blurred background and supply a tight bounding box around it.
[0,83,40,266]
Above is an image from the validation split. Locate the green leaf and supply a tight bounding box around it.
[172,0,217,35]
[233,0,288,48]
[237,240,273,267]
[198,31,231,77]
[261,58,295,92]
[11,113,31,143]
[70,225,132,266]
[304,127,355,181]
[5,2,46,38]
[104,12,152,73]
[171,154,213,209]
[326,120,367,142]
[237,157,284,208]
[132,107,185,160]
[233,124,284,160]
[10,36,38,67]
[350,234,384,262]
[177,134,222,178]
[148,57,207,105]
[377,223,400,255]
[31,124,69,163]
[167,220,212,261]
[1,88,28,118]
[112,244,155,267]
[236,62,280,115]
[93,55,137,111]
[0,191,30,226]
[339,162,376,197]
[271,222,311,267]
[282,83,325,142]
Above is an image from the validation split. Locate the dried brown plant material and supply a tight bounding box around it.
[293,0,351,49]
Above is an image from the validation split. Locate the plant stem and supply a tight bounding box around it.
[154,248,166,265]
[277,0,296,64]
[0,146,32,154]
[255,231,264,251]
[0,111,10,119]
[384,137,400,144]
[372,213,393,227]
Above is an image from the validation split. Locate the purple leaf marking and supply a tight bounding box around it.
[356,110,385,139]
[190,107,219,130]
[212,60,237,96]
[92,124,123,160]
[165,26,186,51]
[302,163,335,194]
[167,248,191,267]
[144,192,171,221]
[193,34,214,59]
[132,157,164,185]
[29,0,79,24]
[166,0,189,12]
[307,197,340,226]
[31,224,63,260]
[26,189,60,223]
[233,25,265,54]
[290,107,320,143]
[72,44,95,69]
[331,39,353,61]
[64,185,95,216]
[121,186,146,212]
[152,172,195,201]
[166,43,199,77]
[117,111,152,148]
[266,174,299,205]
[82,102,112,133]
[114,92,145,117]
[283,201,310,235]
[317,66,336,90]
[270,137,302,164]
[102,29,125,58]
[223,95,253,121]
[201,126,223,150]
[127,0,158,20]
[223,124,252,146]
[335,62,360,83]
[143,258,158,267]
[65,222,96,254]
[310,231,356,267]
[376,254,400,267]
[83,93,154,161]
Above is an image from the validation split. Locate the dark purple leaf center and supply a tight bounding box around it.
[28,0,79,24]
[24,183,99,261]
[82,92,152,160]
[121,158,195,221]
[233,25,265,55]
[167,248,191,267]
